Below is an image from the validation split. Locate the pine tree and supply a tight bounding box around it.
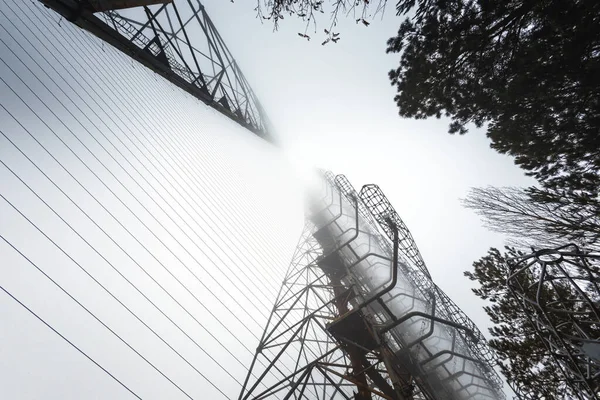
[465,247,579,399]
[386,0,600,196]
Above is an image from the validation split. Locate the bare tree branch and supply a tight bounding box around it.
[254,0,387,42]
[462,186,600,251]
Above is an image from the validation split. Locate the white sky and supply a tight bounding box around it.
[207,4,534,396]
[203,0,533,341]
[0,0,534,398]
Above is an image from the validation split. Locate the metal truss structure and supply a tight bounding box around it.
[240,172,505,400]
[238,220,400,400]
[507,245,600,400]
[39,0,272,140]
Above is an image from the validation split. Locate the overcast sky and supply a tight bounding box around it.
[203,0,534,338]
[0,0,534,398]
[206,4,534,395]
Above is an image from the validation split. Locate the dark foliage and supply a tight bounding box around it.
[465,247,577,399]
[387,0,600,196]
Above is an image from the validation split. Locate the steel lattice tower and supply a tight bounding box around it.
[240,172,505,400]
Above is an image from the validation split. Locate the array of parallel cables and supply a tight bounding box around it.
[0,1,301,398]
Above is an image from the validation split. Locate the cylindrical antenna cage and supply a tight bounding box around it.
[309,172,505,400]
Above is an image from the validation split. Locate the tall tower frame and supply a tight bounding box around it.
[240,173,505,400]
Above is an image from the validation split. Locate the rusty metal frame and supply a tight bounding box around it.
[241,173,505,400]
[238,221,398,400]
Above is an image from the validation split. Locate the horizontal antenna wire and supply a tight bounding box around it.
[0,231,195,400]
[0,281,142,400]
[0,1,315,398]
[0,5,303,379]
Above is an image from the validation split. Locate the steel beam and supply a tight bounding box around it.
[38,0,272,141]
[87,0,172,12]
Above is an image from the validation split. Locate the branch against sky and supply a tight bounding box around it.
[462,186,600,251]
[252,0,386,42]
[251,0,600,198]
